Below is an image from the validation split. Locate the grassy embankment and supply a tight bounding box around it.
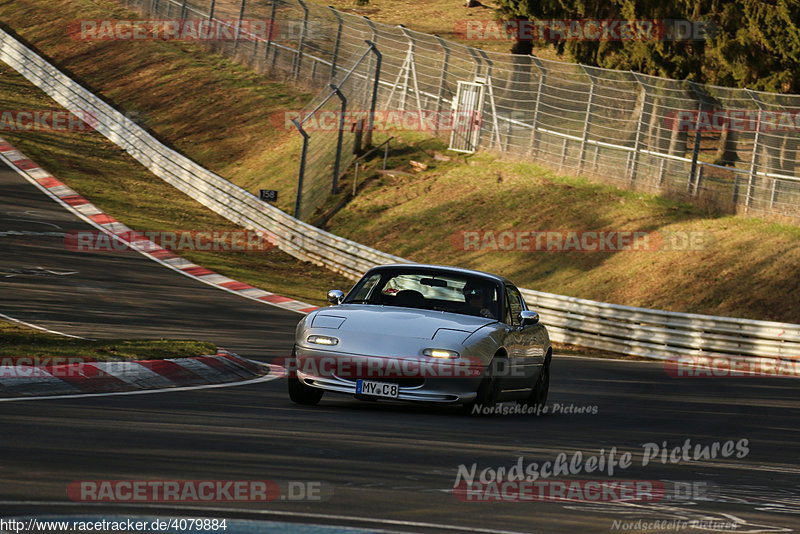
[1,0,798,324]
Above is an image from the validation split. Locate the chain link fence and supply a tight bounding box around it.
[120,0,800,222]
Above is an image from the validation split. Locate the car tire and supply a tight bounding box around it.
[288,375,324,405]
[523,356,550,413]
[463,354,504,415]
[287,349,323,406]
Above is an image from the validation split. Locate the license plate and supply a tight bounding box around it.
[356,379,399,398]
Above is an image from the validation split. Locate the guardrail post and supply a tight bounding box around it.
[434,35,450,137]
[328,7,343,81]
[292,119,310,219]
[529,57,546,158]
[293,0,309,80]
[330,84,347,194]
[577,66,595,174]
[365,40,382,148]
[234,0,247,49]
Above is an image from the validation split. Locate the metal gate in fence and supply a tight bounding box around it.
[448,81,484,153]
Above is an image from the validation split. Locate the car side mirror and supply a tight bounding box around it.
[327,289,345,305]
[519,310,539,326]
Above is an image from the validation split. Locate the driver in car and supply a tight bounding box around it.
[462,283,496,319]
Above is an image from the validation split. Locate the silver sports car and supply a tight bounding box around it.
[287,264,551,412]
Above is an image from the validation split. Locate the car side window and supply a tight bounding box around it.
[350,273,382,302]
[505,285,524,326]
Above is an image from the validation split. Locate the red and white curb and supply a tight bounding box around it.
[0,350,269,398]
[0,136,320,315]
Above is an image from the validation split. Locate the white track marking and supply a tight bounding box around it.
[0,371,281,403]
[0,311,89,339]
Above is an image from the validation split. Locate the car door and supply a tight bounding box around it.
[503,284,542,393]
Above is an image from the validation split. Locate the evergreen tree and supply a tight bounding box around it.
[495,0,800,93]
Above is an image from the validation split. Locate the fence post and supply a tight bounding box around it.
[695,165,705,197]
[770,177,780,208]
[577,66,595,174]
[529,56,546,157]
[434,35,450,137]
[687,82,705,196]
[363,17,378,108]
[365,40,382,148]
[745,89,764,209]
[686,85,705,196]
[629,72,648,186]
[399,26,422,116]
[292,119,310,219]
[330,84,347,194]
[477,49,501,150]
[264,0,277,68]
[293,0,309,80]
[328,7,343,81]
[234,0,246,49]
[208,0,216,20]
[180,0,188,19]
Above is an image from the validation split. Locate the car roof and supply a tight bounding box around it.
[364,263,513,287]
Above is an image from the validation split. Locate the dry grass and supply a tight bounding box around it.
[1,0,798,324]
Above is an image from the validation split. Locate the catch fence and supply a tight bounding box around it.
[121,0,800,221]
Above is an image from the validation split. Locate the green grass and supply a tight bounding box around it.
[0,321,216,361]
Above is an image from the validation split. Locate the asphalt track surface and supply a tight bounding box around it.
[1,163,799,534]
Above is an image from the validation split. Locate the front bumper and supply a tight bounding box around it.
[293,346,486,403]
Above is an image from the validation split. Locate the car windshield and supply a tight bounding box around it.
[344,269,501,320]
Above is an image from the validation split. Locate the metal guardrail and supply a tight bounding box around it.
[1,27,798,362]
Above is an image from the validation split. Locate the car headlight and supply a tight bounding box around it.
[307,335,339,346]
[423,348,460,359]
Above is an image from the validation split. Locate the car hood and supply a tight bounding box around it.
[309,304,496,339]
